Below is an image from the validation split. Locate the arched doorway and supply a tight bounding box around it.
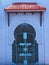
[12,23,38,65]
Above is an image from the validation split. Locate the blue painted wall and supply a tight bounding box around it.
[0,0,49,65]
